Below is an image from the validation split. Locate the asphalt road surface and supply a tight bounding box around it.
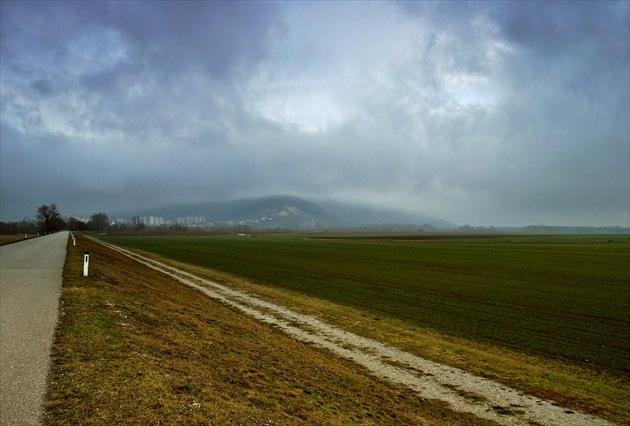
[1,232,68,426]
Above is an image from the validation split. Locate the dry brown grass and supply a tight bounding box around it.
[45,235,498,425]
[0,234,36,245]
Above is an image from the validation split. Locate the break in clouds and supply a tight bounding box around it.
[1,1,628,226]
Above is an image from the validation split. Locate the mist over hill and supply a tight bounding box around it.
[316,200,456,229]
[121,195,456,230]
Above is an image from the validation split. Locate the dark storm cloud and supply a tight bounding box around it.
[2,1,278,78]
[1,1,628,226]
[492,2,629,223]
[501,1,628,58]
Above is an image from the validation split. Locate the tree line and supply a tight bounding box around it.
[0,203,113,235]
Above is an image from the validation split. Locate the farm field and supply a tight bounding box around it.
[0,234,35,245]
[103,233,630,376]
[49,234,504,425]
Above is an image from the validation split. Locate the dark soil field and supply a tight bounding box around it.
[0,234,36,245]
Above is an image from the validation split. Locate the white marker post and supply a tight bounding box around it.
[83,251,90,277]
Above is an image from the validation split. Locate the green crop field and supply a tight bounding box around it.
[102,233,630,376]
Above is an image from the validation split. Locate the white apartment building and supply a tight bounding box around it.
[176,216,206,226]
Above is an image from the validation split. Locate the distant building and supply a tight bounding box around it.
[176,216,206,226]
[111,218,131,226]
[131,215,170,227]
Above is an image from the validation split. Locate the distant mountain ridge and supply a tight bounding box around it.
[122,195,456,230]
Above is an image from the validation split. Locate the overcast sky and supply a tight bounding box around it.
[1,1,628,226]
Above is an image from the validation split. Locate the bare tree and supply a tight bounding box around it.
[88,212,110,231]
[67,217,88,231]
[36,203,66,233]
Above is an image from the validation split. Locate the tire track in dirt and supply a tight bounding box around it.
[90,237,615,426]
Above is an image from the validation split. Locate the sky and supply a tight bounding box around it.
[1,1,628,227]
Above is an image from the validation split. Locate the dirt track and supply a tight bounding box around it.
[91,237,615,426]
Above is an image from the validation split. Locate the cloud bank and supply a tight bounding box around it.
[1,1,628,226]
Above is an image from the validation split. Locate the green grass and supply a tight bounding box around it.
[102,233,630,375]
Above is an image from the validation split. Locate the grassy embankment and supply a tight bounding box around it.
[45,234,496,425]
[100,233,630,424]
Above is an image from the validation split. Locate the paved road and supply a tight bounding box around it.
[1,232,68,426]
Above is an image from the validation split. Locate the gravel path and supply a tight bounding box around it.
[1,232,68,426]
[93,237,615,426]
